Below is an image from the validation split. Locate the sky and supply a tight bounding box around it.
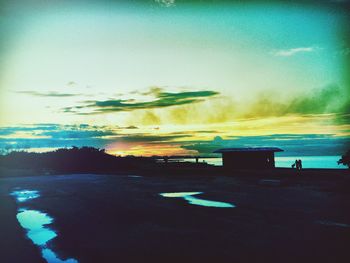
[0,0,350,156]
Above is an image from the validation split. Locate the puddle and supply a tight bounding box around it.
[160,192,202,198]
[42,249,78,263]
[11,190,40,202]
[17,210,57,246]
[160,192,235,208]
[127,175,142,178]
[11,189,78,263]
[316,220,350,228]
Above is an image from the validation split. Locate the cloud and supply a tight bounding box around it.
[123,125,139,129]
[0,124,115,139]
[64,87,219,114]
[0,123,190,154]
[285,85,345,114]
[155,0,176,7]
[272,47,318,57]
[15,90,81,97]
[0,124,60,136]
[111,134,189,144]
[242,84,349,121]
[1,123,349,157]
[66,81,77,87]
[100,82,350,130]
[182,134,350,156]
[0,124,116,153]
[127,84,349,127]
[40,130,115,139]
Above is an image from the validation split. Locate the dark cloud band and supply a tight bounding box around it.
[15,91,81,97]
[64,88,219,114]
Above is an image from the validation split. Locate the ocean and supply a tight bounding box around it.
[197,156,347,169]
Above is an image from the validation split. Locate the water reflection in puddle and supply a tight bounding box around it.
[11,189,78,263]
[42,249,78,263]
[17,210,57,246]
[160,192,235,208]
[11,190,40,202]
[128,175,142,178]
[316,220,350,228]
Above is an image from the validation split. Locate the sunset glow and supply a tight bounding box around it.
[0,1,349,156]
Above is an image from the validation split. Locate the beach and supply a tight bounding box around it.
[189,156,347,169]
[0,169,349,263]
[1,1,349,262]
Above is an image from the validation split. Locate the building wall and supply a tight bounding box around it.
[222,151,275,169]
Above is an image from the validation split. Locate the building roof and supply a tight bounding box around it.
[213,147,283,153]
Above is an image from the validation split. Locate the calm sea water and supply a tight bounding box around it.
[196,156,346,169]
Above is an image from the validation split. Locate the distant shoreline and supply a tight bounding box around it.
[186,155,346,169]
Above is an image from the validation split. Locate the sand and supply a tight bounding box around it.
[0,169,349,263]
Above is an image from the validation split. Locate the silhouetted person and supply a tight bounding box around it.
[294,159,302,171]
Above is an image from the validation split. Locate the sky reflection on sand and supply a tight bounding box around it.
[17,210,57,246]
[11,190,40,202]
[127,175,143,178]
[11,189,78,263]
[160,192,235,208]
[316,220,350,228]
[42,249,78,263]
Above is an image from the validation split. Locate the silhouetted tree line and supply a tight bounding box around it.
[338,149,350,169]
[0,147,156,173]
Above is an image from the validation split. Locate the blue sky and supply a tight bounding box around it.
[0,0,349,156]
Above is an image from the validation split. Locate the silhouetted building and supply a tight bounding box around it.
[214,147,283,169]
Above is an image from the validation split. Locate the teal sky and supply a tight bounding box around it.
[0,0,349,156]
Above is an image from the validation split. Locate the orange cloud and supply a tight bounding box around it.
[106,141,197,156]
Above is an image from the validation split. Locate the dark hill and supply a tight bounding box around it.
[0,147,156,174]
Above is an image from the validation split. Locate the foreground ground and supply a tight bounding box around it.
[0,169,350,263]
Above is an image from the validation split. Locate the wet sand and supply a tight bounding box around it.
[0,170,350,263]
